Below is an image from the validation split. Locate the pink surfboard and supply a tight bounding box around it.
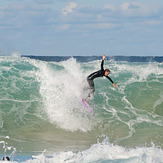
[82,99,94,113]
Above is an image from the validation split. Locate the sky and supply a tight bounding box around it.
[0,0,163,56]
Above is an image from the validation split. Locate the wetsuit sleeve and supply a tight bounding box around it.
[101,60,104,71]
[105,76,114,84]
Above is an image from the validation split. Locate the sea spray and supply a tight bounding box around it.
[0,137,16,161]
[37,58,96,131]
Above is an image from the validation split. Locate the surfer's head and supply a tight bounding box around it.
[105,69,110,76]
[2,156,10,161]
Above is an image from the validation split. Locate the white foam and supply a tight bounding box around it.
[10,51,21,58]
[37,58,96,132]
[5,136,10,139]
[110,61,163,83]
[0,112,3,128]
[24,137,163,163]
[0,140,16,161]
[153,91,163,112]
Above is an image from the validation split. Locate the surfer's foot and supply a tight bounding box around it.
[85,98,89,104]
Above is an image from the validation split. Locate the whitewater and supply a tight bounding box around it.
[0,56,163,162]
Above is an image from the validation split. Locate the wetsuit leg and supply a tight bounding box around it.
[87,78,95,97]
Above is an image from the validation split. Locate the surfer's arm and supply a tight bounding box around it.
[101,55,106,70]
[113,83,117,88]
[102,55,106,60]
[106,76,117,88]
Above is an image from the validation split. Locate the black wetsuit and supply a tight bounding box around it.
[87,59,114,95]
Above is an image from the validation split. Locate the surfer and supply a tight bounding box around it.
[85,55,117,103]
[2,156,10,161]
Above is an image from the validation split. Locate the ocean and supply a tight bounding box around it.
[0,55,163,163]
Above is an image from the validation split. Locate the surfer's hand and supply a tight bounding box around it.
[113,83,117,88]
[103,55,106,60]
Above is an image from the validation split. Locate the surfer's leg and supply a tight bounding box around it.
[87,78,95,91]
[86,78,95,103]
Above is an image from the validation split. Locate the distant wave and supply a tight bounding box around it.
[23,55,163,63]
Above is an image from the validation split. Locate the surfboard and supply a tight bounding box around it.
[82,99,94,113]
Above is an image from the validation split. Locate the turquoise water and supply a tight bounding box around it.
[0,56,163,162]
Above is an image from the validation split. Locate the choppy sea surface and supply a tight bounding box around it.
[0,55,163,162]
